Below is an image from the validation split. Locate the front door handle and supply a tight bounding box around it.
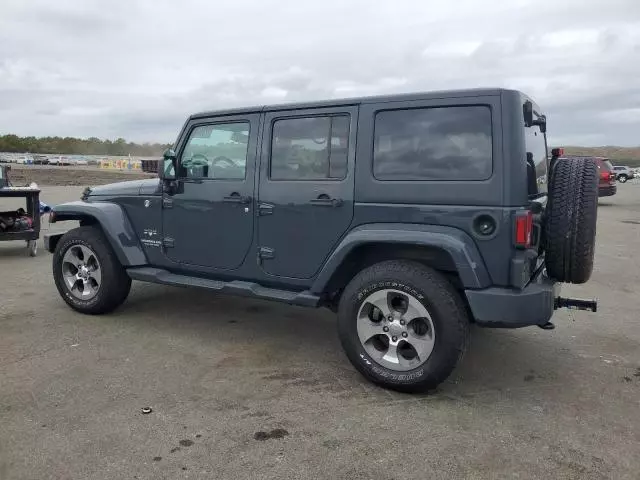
[223,192,252,204]
[310,194,343,207]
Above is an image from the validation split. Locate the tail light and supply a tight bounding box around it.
[514,210,533,249]
[600,170,616,183]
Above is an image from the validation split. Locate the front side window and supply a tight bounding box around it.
[179,122,250,179]
[270,115,349,180]
[373,106,493,181]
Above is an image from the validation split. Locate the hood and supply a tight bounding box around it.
[87,178,160,197]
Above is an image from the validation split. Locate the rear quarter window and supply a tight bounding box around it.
[373,105,493,181]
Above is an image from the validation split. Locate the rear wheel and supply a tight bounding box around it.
[618,174,627,183]
[545,157,598,284]
[337,260,469,393]
[53,226,131,314]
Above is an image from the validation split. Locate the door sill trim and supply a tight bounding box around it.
[126,267,321,307]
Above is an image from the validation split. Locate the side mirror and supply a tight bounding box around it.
[523,101,534,127]
[160,149,176,180]
[523,100,547,132]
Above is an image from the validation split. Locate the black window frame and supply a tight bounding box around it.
[268,113,351,182]
[372,104,494,182]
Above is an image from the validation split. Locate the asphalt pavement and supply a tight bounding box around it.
[1,185,639,479]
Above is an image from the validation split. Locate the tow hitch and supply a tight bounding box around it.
[554,296,598,312]
[539,297,598,330]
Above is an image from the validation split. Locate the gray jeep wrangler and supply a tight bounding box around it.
[45,88,599,392]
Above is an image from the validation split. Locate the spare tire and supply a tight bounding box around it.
[544,157,598,284]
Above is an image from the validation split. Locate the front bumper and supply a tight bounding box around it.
[465,272,559,328]
[599,184,617,197]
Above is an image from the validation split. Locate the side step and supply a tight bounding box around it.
[126,267,321,307]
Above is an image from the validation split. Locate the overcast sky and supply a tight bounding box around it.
[1,0,639,146]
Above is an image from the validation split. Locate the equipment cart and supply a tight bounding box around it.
[0,166,41,256]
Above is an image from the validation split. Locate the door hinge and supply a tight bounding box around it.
[163,197,173,208]
[163,237,175,248]
[258,246,275,260]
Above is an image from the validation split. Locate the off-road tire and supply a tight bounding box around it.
[545,157,598,284]
[337,260,469,393]
[53,226,131,314]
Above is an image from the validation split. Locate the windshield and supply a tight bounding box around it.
[525,123,548,195]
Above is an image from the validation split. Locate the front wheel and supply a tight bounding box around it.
[53,226,131,314]
[618,175,627,183]
[337,260,469,393]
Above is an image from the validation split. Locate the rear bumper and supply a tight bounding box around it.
[465,273,559,328]
[598,184,617,197]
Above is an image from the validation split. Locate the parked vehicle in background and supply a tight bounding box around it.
[15,155,34,165]
[612,165,634,183]
[595,158,617,196]
[49,156,71,166]
[74,158,89,166]
[44,88,600,393]
[33,155,49,165]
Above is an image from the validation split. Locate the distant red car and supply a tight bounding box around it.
[554,154,616,197]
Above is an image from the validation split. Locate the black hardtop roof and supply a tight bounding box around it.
[190,87,525,120]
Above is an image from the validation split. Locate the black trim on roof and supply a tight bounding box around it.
[189,88,516,120]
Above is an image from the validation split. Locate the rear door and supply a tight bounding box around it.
[257,106,357,279]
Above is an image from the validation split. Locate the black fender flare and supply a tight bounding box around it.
[310,223,492,293]
[49,201,147,266]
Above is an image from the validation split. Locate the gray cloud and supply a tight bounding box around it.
[1,0,639,145]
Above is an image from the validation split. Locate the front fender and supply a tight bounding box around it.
[311,223,491,293]
[50,201,147,266]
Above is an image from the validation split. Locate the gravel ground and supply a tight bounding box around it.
[6,165,154,186]
[1,185,639,480]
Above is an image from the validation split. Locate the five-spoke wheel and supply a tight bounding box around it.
[61,244,102,300]
[338,260,469,393]
[357,289,435,371]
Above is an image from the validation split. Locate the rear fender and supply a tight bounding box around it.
[49,201,147,266]
[311,223,491,293]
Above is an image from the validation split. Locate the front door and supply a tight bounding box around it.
[162,114,259,270]
[257,106,357,279]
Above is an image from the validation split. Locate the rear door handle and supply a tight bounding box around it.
[223,192,252,204]
[310,195,343,207]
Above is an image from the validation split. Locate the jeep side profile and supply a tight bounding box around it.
[45,88,599,392]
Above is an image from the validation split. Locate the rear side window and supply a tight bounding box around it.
[270,115,350,180]
[373,106,492,181]
[525,124,548,194]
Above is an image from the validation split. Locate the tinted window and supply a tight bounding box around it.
[525,124,548,194]
[180,122,249,179]
[270,115,349,180]
[373,106,492,181]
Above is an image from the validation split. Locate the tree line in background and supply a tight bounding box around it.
[0,134,171,157]
[561,146,640,167]
[2,133,640,167]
